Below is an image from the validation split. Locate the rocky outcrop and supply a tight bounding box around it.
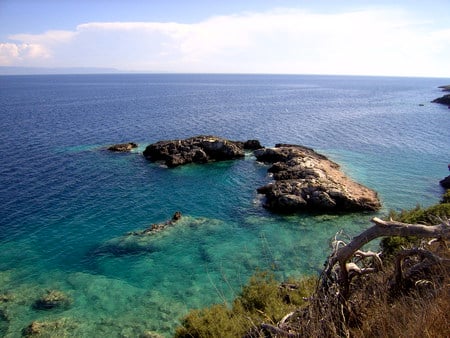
[438,85,450,92]
[143,135,261,167]
[242,139,263,150]
[93,214,221,256]
[107,142,138,152]
[432,94,450,108]
[255,145,381,213]
[93,212,184,256]
[440,175,450,189]
[127,211,182,235]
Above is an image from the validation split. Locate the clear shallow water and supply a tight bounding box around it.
[0,74,449,336]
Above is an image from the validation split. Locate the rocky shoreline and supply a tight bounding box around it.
[432,84,450,108]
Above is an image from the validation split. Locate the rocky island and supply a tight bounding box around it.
[141,135,381,214]
[107,142,138,152]
[254,144,381,213]
[143,135,261,167]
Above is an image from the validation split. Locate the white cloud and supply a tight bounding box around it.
[1,8,449,77]
[0,42,50,65]
[9,30,76,45]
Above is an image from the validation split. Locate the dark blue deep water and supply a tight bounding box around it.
[0,74,449,336]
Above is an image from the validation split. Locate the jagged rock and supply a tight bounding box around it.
[243,139,263,150]
[440,175,450,189]
[33,290,72,310]
[143,135,259,167]
[438,85,450,92]
[255,145,381,213]
[432,94,450,107]
[107,142,138,152]
[129,211,182,235]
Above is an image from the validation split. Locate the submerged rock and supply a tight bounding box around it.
[107,142,138,152]
[255,145,381,213]
[22,318,77,337]
[143,135,260,167]
[33,290,73,310]
[128,211,182,235]
[93,213,220,256]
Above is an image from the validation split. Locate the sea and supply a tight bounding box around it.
[0,73,449,337]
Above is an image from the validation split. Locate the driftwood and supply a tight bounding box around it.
[324,217,450,297]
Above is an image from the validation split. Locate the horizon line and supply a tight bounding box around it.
[0,66,449,80]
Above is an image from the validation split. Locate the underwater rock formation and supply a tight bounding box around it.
[93,213,220,256]
[22,318,77,337]
[255,144,381,213]
[33,290,73,310]
[127,211,182,235]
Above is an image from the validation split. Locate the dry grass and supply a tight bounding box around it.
[348,246,450,338]
[282,241,450,338]
[351,286,450,338]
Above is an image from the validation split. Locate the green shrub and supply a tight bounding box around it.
[174,304,243,338]
[174,272,316,337]
[381,197,450,258]
[441,189,450,204]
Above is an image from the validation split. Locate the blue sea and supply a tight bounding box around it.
[0,73,449,337]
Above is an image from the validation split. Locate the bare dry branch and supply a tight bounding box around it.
[322,217,450,298]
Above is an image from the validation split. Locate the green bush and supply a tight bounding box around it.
[174,272,316,337]
[174,304,242,338]
[441,189,450,204]
[380,196,450,258]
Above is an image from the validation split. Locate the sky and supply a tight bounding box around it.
[1,0,449,77]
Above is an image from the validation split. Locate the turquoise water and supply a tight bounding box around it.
[0,74,449,336]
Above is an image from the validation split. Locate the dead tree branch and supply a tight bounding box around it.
[323,217,450,298]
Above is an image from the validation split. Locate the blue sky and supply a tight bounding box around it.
[1,0,449,76]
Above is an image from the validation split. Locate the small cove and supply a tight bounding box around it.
[0,74,449,336]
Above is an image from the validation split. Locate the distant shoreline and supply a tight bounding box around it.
[2,67,450,79]
[0,66,121,75]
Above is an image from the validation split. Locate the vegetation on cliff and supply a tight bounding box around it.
[175,188,450,337]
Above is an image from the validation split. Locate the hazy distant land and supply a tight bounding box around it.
[0,66,121,75]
